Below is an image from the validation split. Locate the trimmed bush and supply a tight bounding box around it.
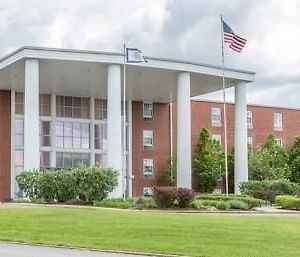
[240,179,300,202]
[16,166,118,203]
[153,187,195,208]
[216,201,230,210]
[134,197,157,209]
[93,198,134,209]
[196,194,265,208]
[276,195,300,210]
[227,200,249,210]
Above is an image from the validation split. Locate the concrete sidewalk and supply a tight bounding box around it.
[0,242,162,257]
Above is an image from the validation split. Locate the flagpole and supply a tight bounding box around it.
[123,43,127,200]
[220,15,229,197]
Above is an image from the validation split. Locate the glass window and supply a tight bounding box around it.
[40,151,50,169]
[56,96,90,119]
[14,119,24,146]
[212,134,222,144]
[247,136,253,146]
[40,121,51,147]
[94,99,107,120]
[95,124,107,149]
[143,130,153,150]
[274,112,283,131]
[39,94,51,116]
[143,158,154,179]
[56,152,90,168]
[247,110,253,129]
[15,92,24,115]
[56,121,90,149]
[143,187,153,196]
[142,102,153,119]
[212,107,221,126]
[275,138,283,147]
[95,153,107,167]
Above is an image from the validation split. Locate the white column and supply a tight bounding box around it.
[234,82,248,194]
[176,72,192,189]
[50,94,56,168]
[90,97,95,165]
[10,90,15,199]
[107,64,123,197]
[24,59,40,170]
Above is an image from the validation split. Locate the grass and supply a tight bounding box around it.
[0,207,299,257]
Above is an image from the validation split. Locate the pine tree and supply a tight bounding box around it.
[194,128,225,192]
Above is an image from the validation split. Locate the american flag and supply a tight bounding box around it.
[222,20,247,52]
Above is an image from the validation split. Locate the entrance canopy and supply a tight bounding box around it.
[0,46,254,103]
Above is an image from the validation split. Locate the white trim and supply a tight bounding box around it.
[50,94,56,168]
[10,90,15,200]
[90,97,95,165]
[0,47,254,82]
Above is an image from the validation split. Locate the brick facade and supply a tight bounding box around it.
[0,90,11,202]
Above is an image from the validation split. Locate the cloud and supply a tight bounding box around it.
[0,0,298,108]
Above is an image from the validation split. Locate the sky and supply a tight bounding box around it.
[0,0,299,108]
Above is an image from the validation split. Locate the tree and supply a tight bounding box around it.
[160,156,177,186]
[289,136,300,184]
[248,134,291,180]
[194,128,225,192]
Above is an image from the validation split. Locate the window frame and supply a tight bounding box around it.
[274,112,283,131]
[143,158,154,179]
[142,102,154,119]
[143,129,154,150]
[211,107,221,127]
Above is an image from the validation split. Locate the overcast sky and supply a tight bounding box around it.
[0,0,299,108]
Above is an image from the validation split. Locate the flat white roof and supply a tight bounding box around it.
[0,46,255,103]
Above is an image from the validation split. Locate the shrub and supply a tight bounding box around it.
[153,187,195,208]
[196,194,265,208]
[93,198,134,209]
[227,200,249,210]
[153,187,178,208]
[216,201,230,210]
[16,166,118,203]
[134,197,157,209]
[240,180,300,202]
[276,195,300,210]
[189,200,203,209]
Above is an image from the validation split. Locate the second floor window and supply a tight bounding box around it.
[143,159,154,178]
[274,112,283,131]
[143,130,153,150]
[142,102,153,119]
[211,107,221,126]
[247,111,253,128]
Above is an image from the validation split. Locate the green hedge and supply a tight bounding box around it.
[93,198,134,209]
[16,166,118,203]
[240,179,300,202]
[276,195,300,210]
[196,194,265,208]
[190,199,249,210]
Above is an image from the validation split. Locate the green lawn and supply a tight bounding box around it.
[0,207,299,257]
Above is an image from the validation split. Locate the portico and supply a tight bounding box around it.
[0,46,254,200]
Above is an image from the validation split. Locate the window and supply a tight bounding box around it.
[95,124,107,149]
[247,136,253,146]
[143,187,153,196]
[211,107,221,126]
[95,153,107,167]
[274,112,283,131]
[143,130,153,150]
[143,159,154,178]
[56,152,90,168]
[39,94,51,116]
[14,150,24,173]
[212,134,222,144]
[94,99,107,120]
[142,102,153,119]
[56,121,90,149]
[247,111,253,128]
[40,121,51,147]
[40,151,50,169]
[15,92,24,115]
[275,138,283,147]
[56,96,89,119]
[14,119,24,147]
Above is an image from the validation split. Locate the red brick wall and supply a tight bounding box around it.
[0,90,11,202]
[131,101,170,196]
[131,100,300,195]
